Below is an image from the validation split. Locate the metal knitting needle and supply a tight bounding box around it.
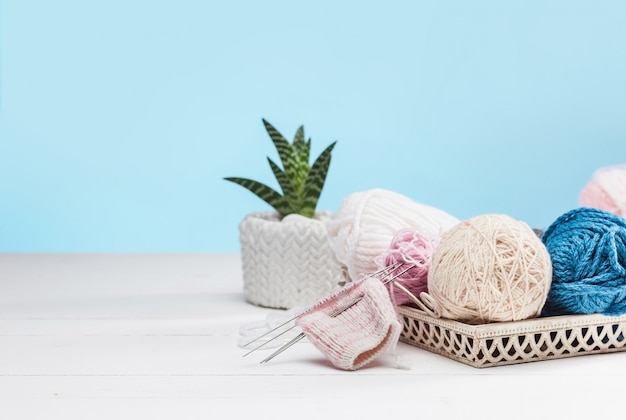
[241,320,301,358]
[242,263,402,358]
[241,263,403,356]
[243,263,406,357]
[259,297,364,364]
[258,332,305,364]
[258,264,414,364]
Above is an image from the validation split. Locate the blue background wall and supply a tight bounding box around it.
[1,1,625,252]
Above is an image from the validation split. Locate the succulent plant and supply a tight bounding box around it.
[224,119,336,219]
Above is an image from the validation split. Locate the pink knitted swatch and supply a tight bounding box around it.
[296,277,402,371]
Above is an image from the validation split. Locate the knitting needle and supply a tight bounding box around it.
[241,264,402,358]
[257,264,414,364]
[241,263,403,355]
[260,297,364,364]
[258,332,305,364]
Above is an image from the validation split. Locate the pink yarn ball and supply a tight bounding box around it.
[375,228,440,306]
[579,164,626,216]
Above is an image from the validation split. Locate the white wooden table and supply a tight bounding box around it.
[1,254,625,419]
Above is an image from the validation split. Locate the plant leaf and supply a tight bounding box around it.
[262,118,297,178]
[301,141,336,216]
[290,127,310,197]
[224,177,292,217]
[293,126,308,160]
[267,157,298,210]
[304,137,311,166]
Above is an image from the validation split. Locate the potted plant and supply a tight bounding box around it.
[225,119,347,309]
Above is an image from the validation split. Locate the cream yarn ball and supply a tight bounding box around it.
[326,189,459,280]
[426,214,552,324]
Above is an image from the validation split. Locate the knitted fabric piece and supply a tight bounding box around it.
[296,277,401,371]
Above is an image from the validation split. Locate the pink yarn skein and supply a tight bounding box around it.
[579,164,626,216]
[375,228,439,306]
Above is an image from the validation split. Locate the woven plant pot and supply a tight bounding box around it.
[239,210,347,309]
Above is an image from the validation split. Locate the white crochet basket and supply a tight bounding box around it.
[239,211,347,309]
[397,305,626,368]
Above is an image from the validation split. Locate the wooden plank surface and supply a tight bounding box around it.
[1,254,625,419]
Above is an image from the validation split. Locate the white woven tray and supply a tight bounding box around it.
[397,305,626,368]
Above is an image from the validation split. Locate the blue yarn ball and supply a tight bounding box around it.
[541,207,626,316]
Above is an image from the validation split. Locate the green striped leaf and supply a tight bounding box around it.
[304,138,311,164]
[292,128,311,196]
[293,126,306,154]
[223,177,291,217]
[293,127,310,168]
[262,118,289,149]
[262,119,298,181]
[301,141,336,215]
[267,158,298,211]
[291,157,309,197]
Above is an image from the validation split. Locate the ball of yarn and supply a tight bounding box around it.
[427,214,552,324]
[375,228,440,306]
[541,207,626,316]
[326,189,459,280]
[579,164,626,217]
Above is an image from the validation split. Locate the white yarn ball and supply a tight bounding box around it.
[326,189,460,280]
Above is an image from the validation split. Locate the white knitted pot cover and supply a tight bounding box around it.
[239,211,347,309]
